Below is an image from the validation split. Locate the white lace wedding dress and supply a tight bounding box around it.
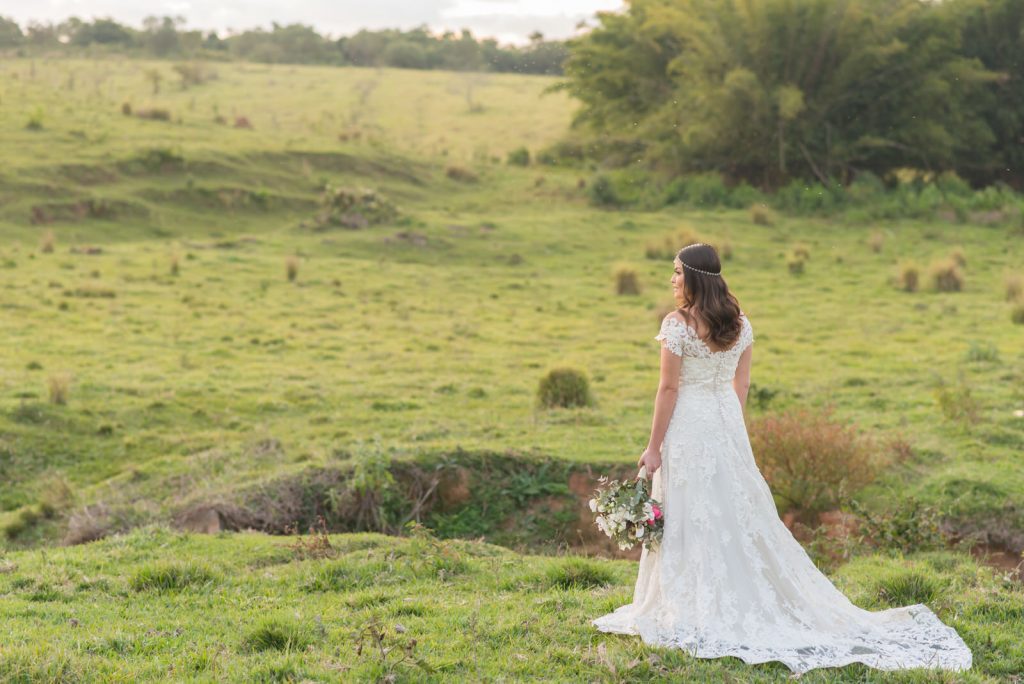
[591,312,972,674]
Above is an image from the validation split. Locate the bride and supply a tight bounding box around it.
[591,242,972,674]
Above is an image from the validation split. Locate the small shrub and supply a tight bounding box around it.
[589,175,620,207]
[506,147,530,166]
[233,116,252,129]
[135,108,171,121]
[130,562,216,592]
[719,241,733,260]
[933,375,980,425]
[748,383,780,411]
[286,255,299,282]
[867,231,884,253]
[48,373,70,405]
[847,170,887,203]
[751,204,774,226]
[405,520,470,579]
[848,498,948,554]
[964,341,1000,364]
[948,246,967,268]
[935,170,972,197]
[3,507,42,540]
[929,258,964,292]
[897,262,920,292]
[875,572,940,607]
[1004,274,1022,301]
[1012,298,1024,325]
[37,475,74,519]
[25,107,44,130]
[787,256,805,275]
[644,238,676,261]
[169,253,180,276]
[64,285,116,298]
[241,616,314,653]
[121,102,132,116]
[792,243,811,260]
[546,557,614,589]
[536,139,586,166]
[40,230,55,254]
[315,185,398,229]
[172,62,213,88]
[676,228,702,248]
[537,368,594,409]
[134,147,184,172]
[668,172,730,207]
[748,406,881,514]
[445,165,477,183]
[614,267,641,295]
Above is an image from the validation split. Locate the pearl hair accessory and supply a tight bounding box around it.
[679,243,722,276]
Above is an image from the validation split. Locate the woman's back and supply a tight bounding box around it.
[655,311,753,388]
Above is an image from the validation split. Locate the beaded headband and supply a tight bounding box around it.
[678,243,722,276]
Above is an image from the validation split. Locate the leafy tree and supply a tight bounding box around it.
[957,0,1024,189]
[0,16,23,47]
[143,15,183,56]
[72,18,134,46]
[555,0,997,189]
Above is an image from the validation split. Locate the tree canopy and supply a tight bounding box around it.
[555,0,1022,189]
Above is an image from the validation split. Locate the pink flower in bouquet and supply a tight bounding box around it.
[647,505,662,524]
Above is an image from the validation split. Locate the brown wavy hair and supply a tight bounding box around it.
[675,243,743,350]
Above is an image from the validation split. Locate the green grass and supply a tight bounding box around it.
[0,55,1021,679]
[0,526,1019,681]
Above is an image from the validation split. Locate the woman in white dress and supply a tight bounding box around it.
[591,243,972,674]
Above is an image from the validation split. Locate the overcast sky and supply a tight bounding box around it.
[2,0,626,46]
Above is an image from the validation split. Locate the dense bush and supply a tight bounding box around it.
[315,185,398,229]
[537,368,594,409]
[664,172,731,207]
[506,147,530,166]
[748,406,881,514]
[535,139,586,166]
[848,498,949,554]
[445,165,478,183]
[929,258,965,292]
[897,262,920,292]
[1004,274,1022,301]
[588,175,620,207]
[750,204,774,226]
[1011,298,1024,325]
[613,267,641,295]
[533,153,1022,221]
[932,375,980,425]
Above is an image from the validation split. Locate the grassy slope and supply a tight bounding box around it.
[0,526,1022,682]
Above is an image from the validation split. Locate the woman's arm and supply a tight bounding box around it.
[733,344,753,411]
[638,344,682,473]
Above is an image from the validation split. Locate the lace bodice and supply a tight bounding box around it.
[654,312,754,386]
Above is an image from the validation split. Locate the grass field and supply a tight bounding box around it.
[0,56,1022,680]
[0,526,1022,681]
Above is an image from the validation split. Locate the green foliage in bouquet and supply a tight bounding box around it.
[588,465,664,550]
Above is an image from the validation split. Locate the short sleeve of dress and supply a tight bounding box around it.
[655,316,685,357]
[738,313,755,353]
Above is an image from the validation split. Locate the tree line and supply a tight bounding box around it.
[552,0,1024,190]
[0,16,568,76]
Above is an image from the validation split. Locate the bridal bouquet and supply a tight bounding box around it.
[588,465,664,551]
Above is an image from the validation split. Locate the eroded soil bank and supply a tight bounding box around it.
[163,448,1023,578]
